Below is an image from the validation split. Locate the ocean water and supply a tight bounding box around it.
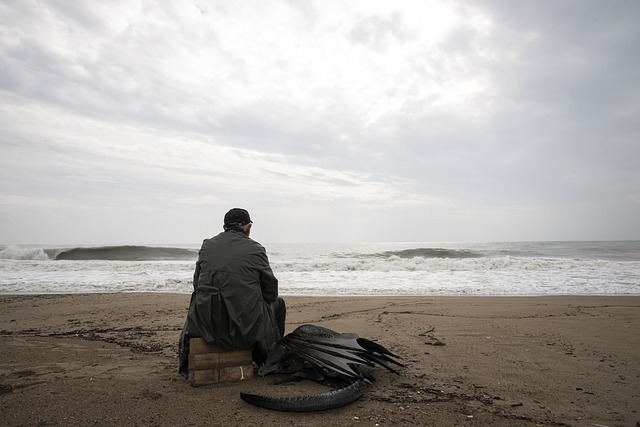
[0,241,639,296]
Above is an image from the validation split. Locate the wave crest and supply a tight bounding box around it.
[54,246,197,261]
[0,246,51,260]
[373,248,481,259]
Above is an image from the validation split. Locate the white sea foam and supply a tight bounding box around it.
[1,241,639,295]
[0,245,50,261]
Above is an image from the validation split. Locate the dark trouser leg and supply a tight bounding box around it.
[255,298,287,365]
[273,297,286,337]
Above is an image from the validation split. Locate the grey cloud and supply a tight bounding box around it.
[48,0,113,32]
[348,12,408,49]
[1,1,638,243]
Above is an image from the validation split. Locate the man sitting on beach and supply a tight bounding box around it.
[178,208,286,377]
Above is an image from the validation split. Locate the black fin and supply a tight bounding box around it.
[279,325,404,379]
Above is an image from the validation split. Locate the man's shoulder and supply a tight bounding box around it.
[201,232,225,245]
[205,231,265,251]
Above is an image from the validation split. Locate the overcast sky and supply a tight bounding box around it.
[1,0,639,245]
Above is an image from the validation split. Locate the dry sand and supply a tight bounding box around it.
[0,293,638,426]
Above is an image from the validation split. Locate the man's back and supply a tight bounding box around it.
[195,230,278,304]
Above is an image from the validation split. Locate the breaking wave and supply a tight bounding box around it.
[52,245,198,261]
[0,246,50,261]
[1,241,639,295]
[0,245,197,261]
[368,248,481,259]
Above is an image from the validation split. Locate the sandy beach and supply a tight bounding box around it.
[0,293,638,426]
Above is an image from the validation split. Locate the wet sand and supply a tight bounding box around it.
[1,293,639,426]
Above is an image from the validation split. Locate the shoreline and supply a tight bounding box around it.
[1,293,639,426]
[2,291,640,297]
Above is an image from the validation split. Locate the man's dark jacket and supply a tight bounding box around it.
[178,229,280,376]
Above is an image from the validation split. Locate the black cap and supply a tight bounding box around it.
[224,208,252,226]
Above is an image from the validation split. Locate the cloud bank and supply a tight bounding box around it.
[1,0,639,244]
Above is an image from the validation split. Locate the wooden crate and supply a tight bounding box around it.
[188,338,254,386]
